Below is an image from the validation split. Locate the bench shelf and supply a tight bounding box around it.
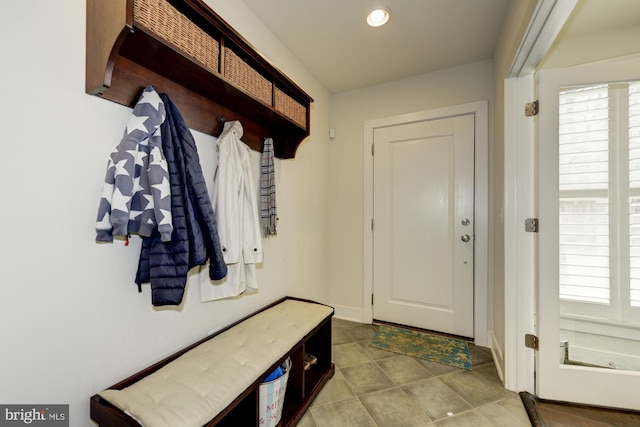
[90,297,334,426]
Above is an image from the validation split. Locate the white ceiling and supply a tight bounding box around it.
[242,0,512,93]
[555,0,640,37]
[243,0,640,94]
[543,0,640,68]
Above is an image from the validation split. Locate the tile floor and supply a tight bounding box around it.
[296,318,531,427]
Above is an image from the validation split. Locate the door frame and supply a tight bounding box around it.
[503,0,578,392]
[363,101,489,346]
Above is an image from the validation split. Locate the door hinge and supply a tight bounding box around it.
[371,294,374,305]
[371,219,374,231]
[525,218,539,233]
[525,334,539,350]
[371,144,374,156]
[525,100,539,117]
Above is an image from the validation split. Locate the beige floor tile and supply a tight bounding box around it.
[297,410,317,427]
[476,397,531,427]
[332,342,372,367]
[331,367,345,381]
[413,357,462,376]
[434,410,494,427]
[341,361,396,395]
[304,318,638,427]
[473,363,508,387]
[467,344,493,367]
[332,327,354,345]
[402,378,472,421]
[310,397,377,427]
[375,354,434,385]
[438,368,511,407]
[356,341,398,361]
[359,387,433,427]
[347,323,378,341]
[333,318,361,329]
[311,376,355,406]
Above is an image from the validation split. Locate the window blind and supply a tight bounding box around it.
[559,85,610,304]
[629,82,640,307]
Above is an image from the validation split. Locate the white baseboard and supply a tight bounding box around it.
[332,304,365,323]
[491,330,506,384]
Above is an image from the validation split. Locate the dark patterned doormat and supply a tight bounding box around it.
[369,324,472,370]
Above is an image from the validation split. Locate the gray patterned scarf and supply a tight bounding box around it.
[260,137,277,237]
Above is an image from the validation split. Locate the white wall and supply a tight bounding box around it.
[328,60,494,321]
[0,1,330,425]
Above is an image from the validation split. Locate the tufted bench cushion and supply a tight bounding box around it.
[98,299,333,427]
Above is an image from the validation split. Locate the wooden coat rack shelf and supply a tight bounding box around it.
[86,0,313,159]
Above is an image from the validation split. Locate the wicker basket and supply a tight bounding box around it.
[275,88,307,129]
[133,0,220,74]
[131,0,307,131]
[224,47,273,106]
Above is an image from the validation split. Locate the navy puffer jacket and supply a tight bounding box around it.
[136,93,227,306]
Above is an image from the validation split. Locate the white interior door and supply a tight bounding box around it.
[373,114,475,337]
[537,56,640,410]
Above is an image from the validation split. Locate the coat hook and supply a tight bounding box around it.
[219,116,226,124]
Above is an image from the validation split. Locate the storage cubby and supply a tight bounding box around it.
[218,314,334,427]
[279,318,333,426]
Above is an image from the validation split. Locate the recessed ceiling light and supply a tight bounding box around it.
[366,7,390,27]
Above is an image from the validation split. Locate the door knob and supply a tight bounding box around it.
[461,234,471,242]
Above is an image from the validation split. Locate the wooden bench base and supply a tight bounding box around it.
[90,297,334,426]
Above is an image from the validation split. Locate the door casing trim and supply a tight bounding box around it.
[503,0,578,393]
[363,101,489,346]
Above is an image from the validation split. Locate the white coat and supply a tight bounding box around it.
[200,121,263,301]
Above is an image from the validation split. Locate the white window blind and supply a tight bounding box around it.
[559,85,610,304]
[629,81,640,307]
[559,81,640,320]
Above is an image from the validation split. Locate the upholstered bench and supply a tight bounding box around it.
[90,297,334,426]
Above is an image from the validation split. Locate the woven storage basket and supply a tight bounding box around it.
[224,47,273,105]
[275,88,307,129]
[133,0,220,74]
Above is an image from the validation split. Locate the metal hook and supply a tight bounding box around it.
[219,116,226,124]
